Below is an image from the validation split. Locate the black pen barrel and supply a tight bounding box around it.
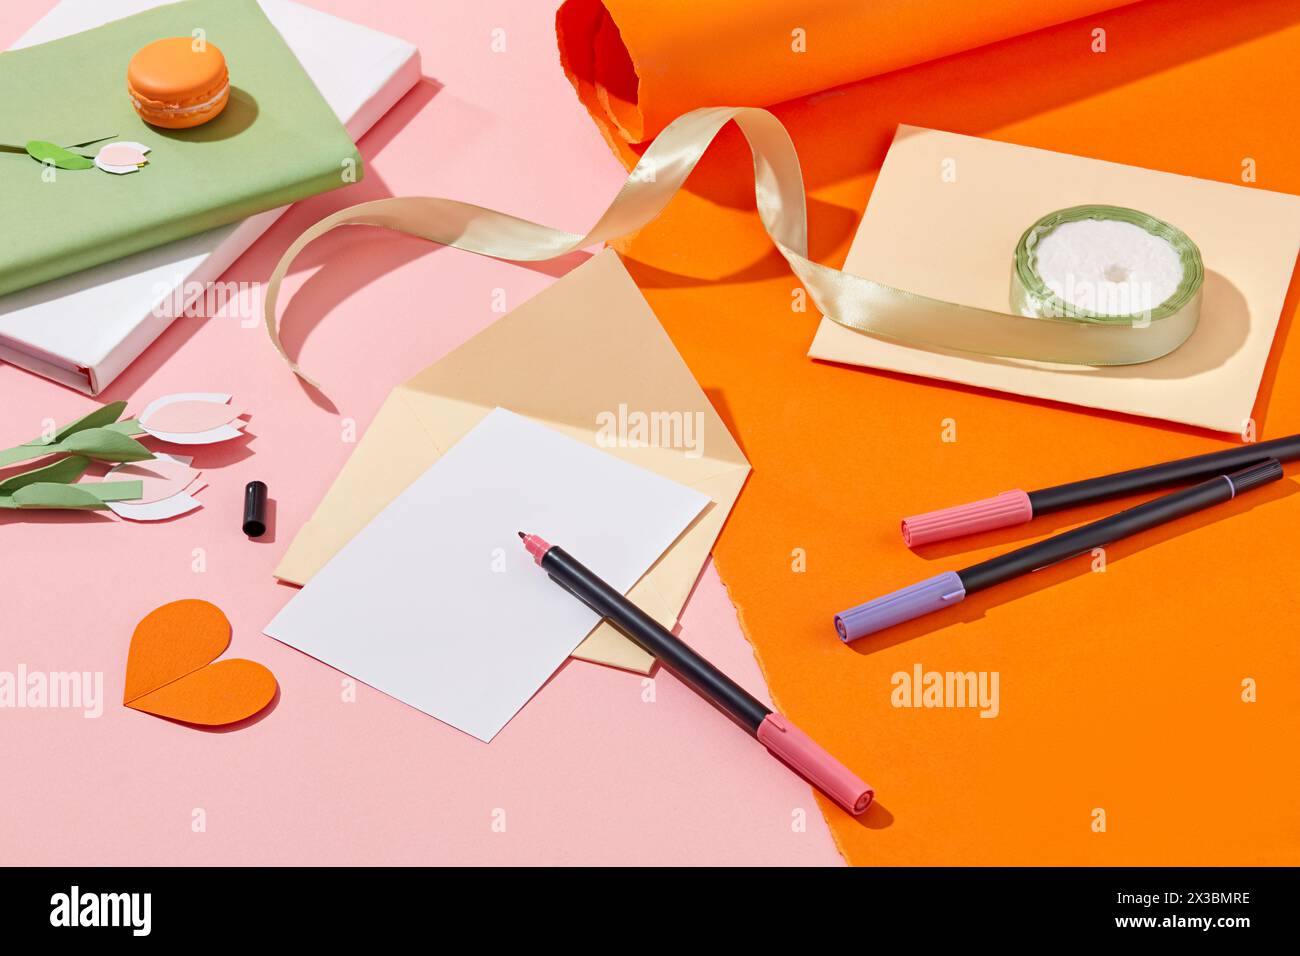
[1029,434,1300,515]
[541,546,771,734]
[961,459,1283,593]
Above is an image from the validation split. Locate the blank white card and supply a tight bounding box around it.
[265,408,709,741]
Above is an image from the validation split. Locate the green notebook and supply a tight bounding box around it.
[0,0,362,298]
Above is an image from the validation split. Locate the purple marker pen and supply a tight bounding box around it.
[840,459,1283,641]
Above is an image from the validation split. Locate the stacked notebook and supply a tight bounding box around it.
[0,0,420,393]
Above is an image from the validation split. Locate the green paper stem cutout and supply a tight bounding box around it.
[105,418,145,437]
[0,456,91,494]
[64,133,118,150]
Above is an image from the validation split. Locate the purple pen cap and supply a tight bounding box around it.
[834,571,966,642]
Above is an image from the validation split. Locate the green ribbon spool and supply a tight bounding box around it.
[1011,204,1204,342]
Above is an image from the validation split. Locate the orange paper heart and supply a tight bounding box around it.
[124,599,276,725]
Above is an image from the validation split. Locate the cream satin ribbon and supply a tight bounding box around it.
[264,107,1199,388]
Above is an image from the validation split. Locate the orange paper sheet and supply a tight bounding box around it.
[560,0,1300,864]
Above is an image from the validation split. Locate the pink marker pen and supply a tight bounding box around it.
[520,532,874,815]
[900,433,1300,548]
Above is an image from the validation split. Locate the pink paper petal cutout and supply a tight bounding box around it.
[140,401,243,434]
[97,144,149,167]
[112,459,200,504]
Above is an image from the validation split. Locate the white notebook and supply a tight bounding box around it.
[0,0,420,394]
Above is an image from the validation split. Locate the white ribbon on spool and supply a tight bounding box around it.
[1011,204,1203,346]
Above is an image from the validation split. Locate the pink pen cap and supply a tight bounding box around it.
[901,489,1033,548]
[758,713,874,815]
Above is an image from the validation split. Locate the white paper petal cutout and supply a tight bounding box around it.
[107,453,204,521]
[137,392,246,445]
[143,422,244,445]
[143,401,243,434]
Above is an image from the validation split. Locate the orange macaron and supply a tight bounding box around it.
[127,37,230,129]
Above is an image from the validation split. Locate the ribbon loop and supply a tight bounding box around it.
[264,106,1199,389]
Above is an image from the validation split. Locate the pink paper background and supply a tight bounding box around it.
[0,0,841,865]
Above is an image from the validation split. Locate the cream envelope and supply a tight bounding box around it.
[810,125,1300,433]
[275,249,750,673]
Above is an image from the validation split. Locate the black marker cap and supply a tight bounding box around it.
[1225,457,1283,495]
[243,480,268,537]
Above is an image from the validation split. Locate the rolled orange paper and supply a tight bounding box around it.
[557,0,1138,151]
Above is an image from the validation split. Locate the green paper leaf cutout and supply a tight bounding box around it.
[11,482,107,509]
[54,400,128,443]
[58,428,153,463]
[2,403,133,461]
[0,455,91,494]
[25,140,95,170]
